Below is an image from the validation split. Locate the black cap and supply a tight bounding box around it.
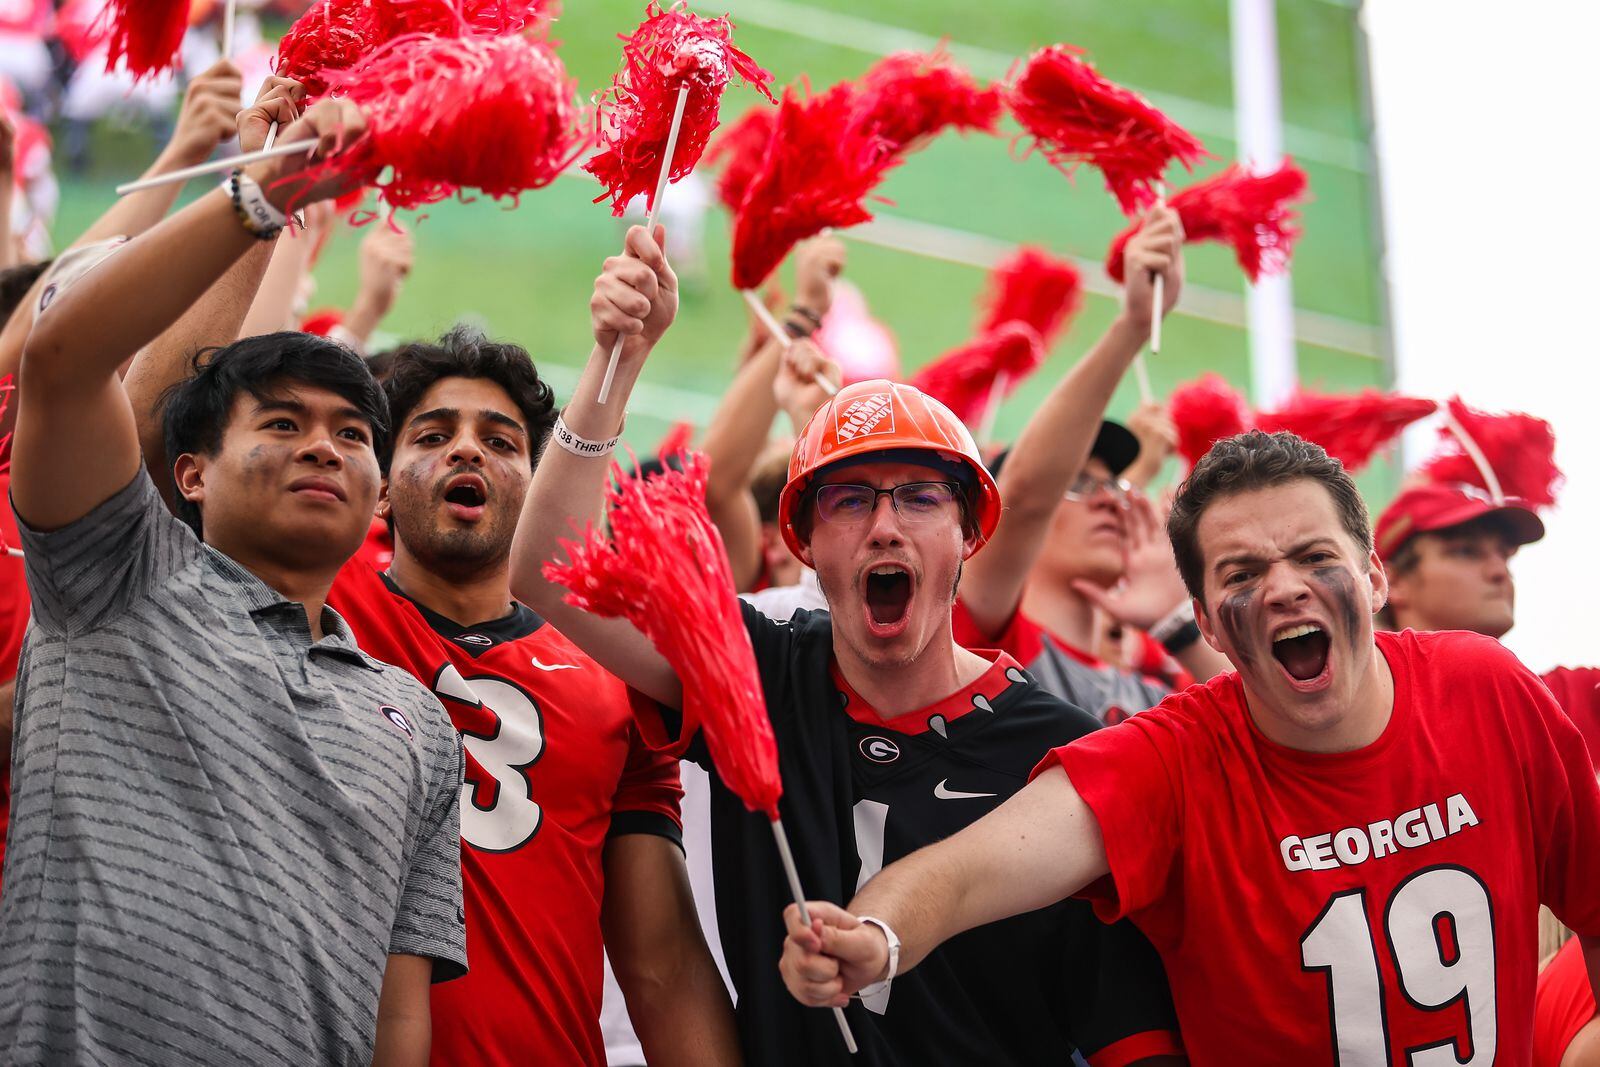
[990,419,1141,479]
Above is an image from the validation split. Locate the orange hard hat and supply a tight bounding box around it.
[778,379,1001,560]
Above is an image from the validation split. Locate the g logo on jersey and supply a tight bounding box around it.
[859,736,900,764]
[432,664,545,853]
[379,704,414,738]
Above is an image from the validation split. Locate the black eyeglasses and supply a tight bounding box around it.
[813,481,961,525]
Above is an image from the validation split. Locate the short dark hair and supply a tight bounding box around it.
[161,332,390,536]
[379,325,557,471]
[1167,430,1373,601]
[0,259,51,324]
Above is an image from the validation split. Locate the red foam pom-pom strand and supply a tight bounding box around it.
[854,47,1002,154]
[584,1,775,217]
[655,420,695,459]
[1422,397,1563,507]
[704,103,776,213]
[1168,373,1250,468]
[908,321,1046,426]
[729,83,898,290]
[1255,390,1436,473]
[1008,44,1208,215]
[1107,159,1308,283]
[544,452,783,818]
[976,246,1082,346]
[97,0,188,81]
[274,0,376,99]
[315,32,592,213]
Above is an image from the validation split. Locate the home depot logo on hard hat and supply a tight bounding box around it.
[835,392,896,443]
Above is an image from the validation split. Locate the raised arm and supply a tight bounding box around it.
[701,237,842,590]
[236,199,334,339]
[507,225,686,708]
[778,765,1109,1007]
[959,209,1183,637]
[13,98,368,531]
[0,61,258,434]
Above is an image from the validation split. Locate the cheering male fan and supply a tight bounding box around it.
[322,330,739,1067]
[2,98,465,1064]
[781,430,1600,1065]
[510,226,1184,1067]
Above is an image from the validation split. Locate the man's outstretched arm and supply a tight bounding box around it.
[778,765,1109,1007]
[14,99,365,531]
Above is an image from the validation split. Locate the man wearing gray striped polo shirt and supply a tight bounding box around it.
[1,99,466,1063]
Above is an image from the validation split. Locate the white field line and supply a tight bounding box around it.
[554,167,1382,358]
[716,0,1369,172]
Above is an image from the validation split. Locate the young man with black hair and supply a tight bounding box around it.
[319,326,739,1067]
[113,159,738,1066]
[510,226,1183,1067]
[781,429,1600,1064]
[2,97,466,1064]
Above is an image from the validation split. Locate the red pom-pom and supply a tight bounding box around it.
[1007,45,1209,215]
[1255,389,1435,473]
[729,83,898,290]
[584,1,775,217]
[373,0,554,38]
[655,420,694,459]
[1107,159,1308,283]
[976,246,1082,346]
[274,0,377,99]
[544,453,782,817]
[98,0,188,81]
[854,47,1003,154]
[1422,397,1563,507]
[1169,373,1249,468]
[908,322,1045,425]
[299,309,345,336]
[316,32,591,213]
[704,103,776,212]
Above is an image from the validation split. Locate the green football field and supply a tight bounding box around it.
[48,0,1393,492]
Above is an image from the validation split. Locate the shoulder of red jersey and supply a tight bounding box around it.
[1382,626,1535,681]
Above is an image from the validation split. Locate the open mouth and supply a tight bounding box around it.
[862,564,913,636]
[1271,622,1331,686]
[444,478,487,519]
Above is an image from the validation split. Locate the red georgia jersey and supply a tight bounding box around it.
[328,561,682,1067]
[1038,629,1600,1066]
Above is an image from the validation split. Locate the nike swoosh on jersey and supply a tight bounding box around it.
[933,779,998,800]
[529,657,580,672]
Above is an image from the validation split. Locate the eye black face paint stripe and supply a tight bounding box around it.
[1311,565,1363,652]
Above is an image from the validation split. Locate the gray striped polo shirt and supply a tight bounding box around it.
[1,471,467,1065]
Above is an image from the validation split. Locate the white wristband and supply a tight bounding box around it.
[854,915,900,998]
[552,413,622,459]
[226,170,288,239]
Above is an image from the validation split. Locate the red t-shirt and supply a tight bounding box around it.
[1542,667,1600,772]
[1533,938,1597,1067]
[0,469,28,891]
[327,562,682,1067]
[1037,629,1600,1066]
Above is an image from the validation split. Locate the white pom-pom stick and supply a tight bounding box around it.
[977,370,1007,447]
[770,817,859,1054]
[597,85,690,406]
[114,137,316,195]
[1442,409,1505,506]
[739,290,837,397]
[222,0,237,57]
[1132,182,1166,405]
[4,547,21,559]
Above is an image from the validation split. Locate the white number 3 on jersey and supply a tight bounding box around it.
[434,664,545,852]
